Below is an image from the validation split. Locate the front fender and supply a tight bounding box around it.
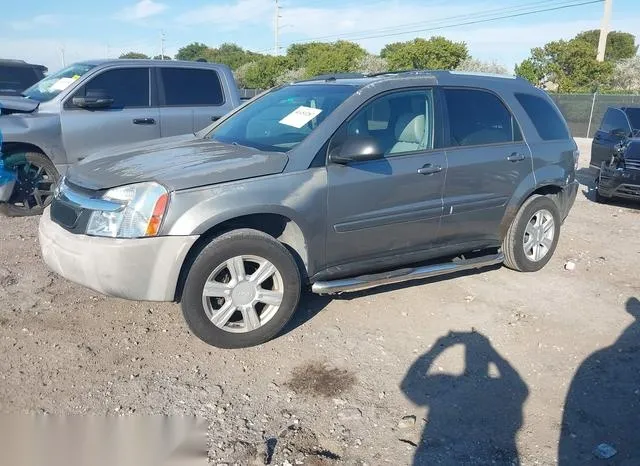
[0,113,66,165]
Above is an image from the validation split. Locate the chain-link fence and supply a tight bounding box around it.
[549,93,640,138]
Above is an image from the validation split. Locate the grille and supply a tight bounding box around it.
[625,159,640,170]
[50,200,81,228]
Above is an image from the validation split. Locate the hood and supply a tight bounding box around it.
[0,96,39,114]
[66,135,289,191]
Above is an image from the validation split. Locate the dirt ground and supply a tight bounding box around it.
[0,139,638,466]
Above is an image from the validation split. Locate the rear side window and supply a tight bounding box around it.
[444,88,522,147]
[160,68,224,106]
[515,93,570,141]
[0,65,40,94]
[79,68,150,108]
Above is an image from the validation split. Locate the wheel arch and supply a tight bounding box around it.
[174,212,309,302]
[1,142,48,159]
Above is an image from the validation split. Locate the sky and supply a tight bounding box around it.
[1,0,639,73]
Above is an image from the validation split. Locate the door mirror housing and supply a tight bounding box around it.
[610,127,629,139]
[72,92,114,109]
[329,135,384,164]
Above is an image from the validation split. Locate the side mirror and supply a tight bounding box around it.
[329,135,384,165]
[610,128,629,139]
[72,92,114,109]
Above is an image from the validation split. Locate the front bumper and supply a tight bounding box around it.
[39,208,198,301]
[599,168,640,201]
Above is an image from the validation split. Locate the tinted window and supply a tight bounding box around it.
[444,88,522,147]
[76,68,149,108]
[624,108,640,129]
[211,84,355,152]
[515,93,570,141]
[160,68,224,106]
[601,108,630,134]
[343,89,434,156]
[0,66,40,95]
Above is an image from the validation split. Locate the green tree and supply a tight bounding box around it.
[303,41,367,77]
[203,43,264,70]
[242,56,291,89]
[119,52,149,59]
[175,42,209,61]
[456,57,508,75]
[574,30,638,62]
[380,37,468,71]
[516,36,614,91]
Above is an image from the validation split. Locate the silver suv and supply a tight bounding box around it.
[0,59,240,216]
[39,71,580,349]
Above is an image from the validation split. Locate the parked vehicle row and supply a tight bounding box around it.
[38,71,579,348]
[0,59,241,216]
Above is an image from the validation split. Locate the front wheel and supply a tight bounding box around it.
[0,152,59,217]
[181,229,301,349]
[502,195,561,272]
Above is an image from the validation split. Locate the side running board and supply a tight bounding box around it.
[311,252,504,295]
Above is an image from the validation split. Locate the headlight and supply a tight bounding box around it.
[86,182,169,238]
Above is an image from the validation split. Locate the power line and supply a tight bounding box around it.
[282,0,563,44]
[255,0,603,53]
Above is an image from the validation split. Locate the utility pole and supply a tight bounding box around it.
[160,30,166,60]
[274,0,281,56]
[596,0,613,62]
[60,46,66,67]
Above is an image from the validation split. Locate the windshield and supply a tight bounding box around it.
[210,84,357,152]
[625,108,640,130]
[22,63,95,102]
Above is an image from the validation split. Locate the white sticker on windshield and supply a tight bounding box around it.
[279,106,323,128]
[50,77,76,91]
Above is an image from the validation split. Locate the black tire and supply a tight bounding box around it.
[0,152,59,217]
[502,195,561,272]
[181,229,301,349]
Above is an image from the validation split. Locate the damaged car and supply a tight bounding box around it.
[0,59,240,216]
[595,137,640,203]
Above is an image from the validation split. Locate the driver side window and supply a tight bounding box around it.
[344,89,435,157]
[68,68,150,109]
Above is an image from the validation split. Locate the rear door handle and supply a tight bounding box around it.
[211,116,220,122]
[132,118,156,125]
[507,152,526,162]
[417,164,443,175]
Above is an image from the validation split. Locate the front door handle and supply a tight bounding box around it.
[507,152,526,162]
[133,118,156,125]
[211,116,220,122]
[417,164,443,175]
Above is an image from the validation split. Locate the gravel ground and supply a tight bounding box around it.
[0,139,639,465]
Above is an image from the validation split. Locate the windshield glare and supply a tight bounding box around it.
[22,63,95,102]
[210,84,357,152]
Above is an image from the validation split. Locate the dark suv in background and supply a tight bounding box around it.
[0,59,47,96]
[40,71,579,348]
[591,106,640,167]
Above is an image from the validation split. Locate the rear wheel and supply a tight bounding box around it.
[181,229,301,349]
[503,195,561,272]
[0,152,59,217]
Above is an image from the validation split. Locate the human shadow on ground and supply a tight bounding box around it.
[401,330,529,465]
[558,297,640,465]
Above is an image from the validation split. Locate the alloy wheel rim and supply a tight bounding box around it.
[201,255,284,333]
[7,160,56,212]
[523,209,555,262]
